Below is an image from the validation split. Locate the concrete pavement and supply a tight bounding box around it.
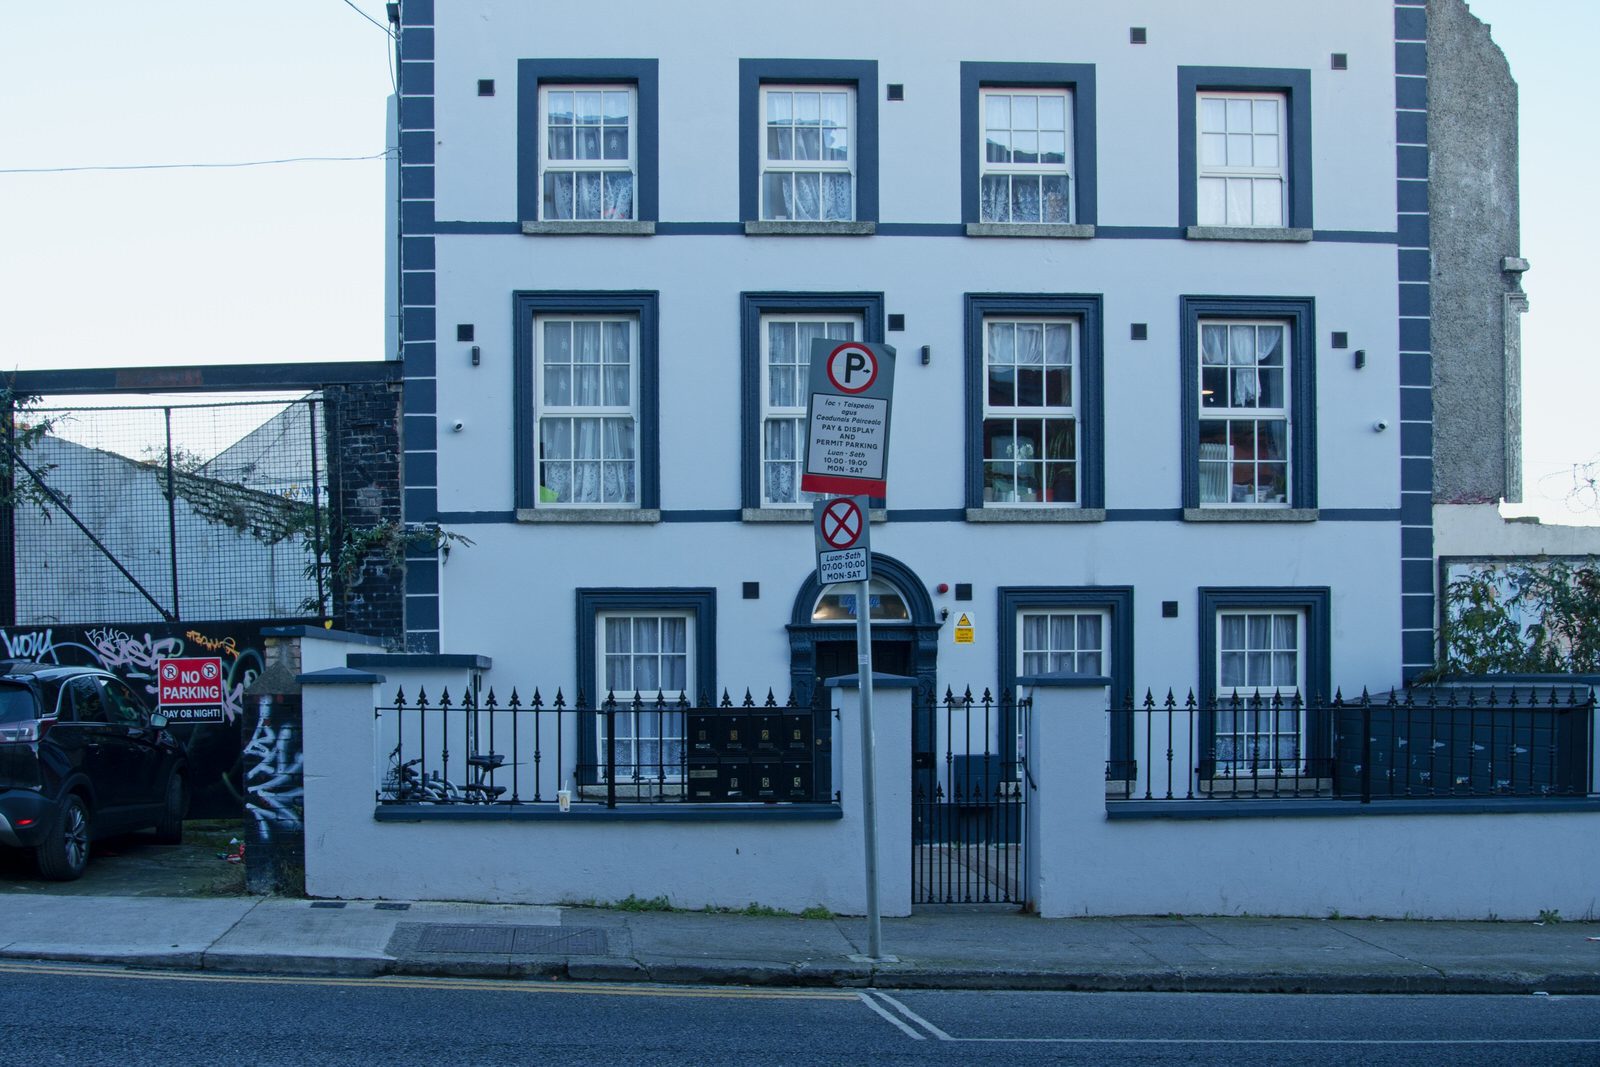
[4,891,1600,993]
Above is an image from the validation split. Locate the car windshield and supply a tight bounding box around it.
[0,684,40,724]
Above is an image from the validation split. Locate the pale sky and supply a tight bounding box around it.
[1,1,1594,521]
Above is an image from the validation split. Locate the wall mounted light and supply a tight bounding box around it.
[1354,349,1366,370]
[921,345,932,366]
[471,345,481,366]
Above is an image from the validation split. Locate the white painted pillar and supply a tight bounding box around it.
[829,674,914,917]
[1022,678,1111,918]
[299,667,386,899]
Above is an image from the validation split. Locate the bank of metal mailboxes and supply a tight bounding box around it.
[687,710,818,802]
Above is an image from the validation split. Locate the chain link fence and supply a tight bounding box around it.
[7,394,329,625]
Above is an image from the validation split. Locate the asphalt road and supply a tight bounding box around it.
[3,961,1599,1065]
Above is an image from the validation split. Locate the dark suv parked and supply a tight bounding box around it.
[0,662,188,880]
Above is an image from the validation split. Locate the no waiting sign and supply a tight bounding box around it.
[157,657,226,724]
[814,495,871,585]
[801,340,896,497]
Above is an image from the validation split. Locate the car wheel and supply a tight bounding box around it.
[153,774,186,845]
[35,794,90,881]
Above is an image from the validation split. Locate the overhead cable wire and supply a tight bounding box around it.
[0,151,394,174]
[340,0,395,39]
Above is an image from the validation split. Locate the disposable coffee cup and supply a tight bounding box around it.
[558,788,571,812]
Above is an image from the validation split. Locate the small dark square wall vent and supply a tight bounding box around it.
[887,314,906,332]
[456,324,475,342]
[886,83,904,101]
[1331,332,1348,349]
[478,79,495,96]
[1130,27,1148,44]
[1331,54,1348,71]
[742,582,760,600]
[955,583,973,602]
[1162,601,1179,618]
[1130,323,1148,341]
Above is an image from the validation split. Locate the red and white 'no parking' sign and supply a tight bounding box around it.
[813,495,871,585]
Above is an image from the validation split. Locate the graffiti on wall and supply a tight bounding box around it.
[0,621,279,818]
[243,702,304,839]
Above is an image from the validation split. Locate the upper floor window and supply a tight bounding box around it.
[739,292,883,515]
[1195,92,1284,228]
[740,59,878,227]
[540,86,636,221]
[1198,321,1290,506]
[961,63,1097,231]
[760,86,855,221]
[514,291,659,514]
[980,89,1073,224]
[982,318,1078,506]
[761,314,861,506]
[1180,296,1315,513]
[535,316,638,506]
[517,59,659,228]
[964,294,1104,514]
[1177,67,1311,234]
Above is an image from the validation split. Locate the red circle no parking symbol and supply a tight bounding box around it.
[820,498,864,549]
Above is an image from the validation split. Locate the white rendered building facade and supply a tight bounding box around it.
[388,0,1429,745]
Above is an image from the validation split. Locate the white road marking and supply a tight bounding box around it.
[870,990,954,1041]
[854,991,924,1040]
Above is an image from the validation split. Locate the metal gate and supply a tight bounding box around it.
[912,687,1030,907]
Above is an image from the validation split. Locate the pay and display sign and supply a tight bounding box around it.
[814,495,871,586]
[157,657,226,723]
[801,340,896,497]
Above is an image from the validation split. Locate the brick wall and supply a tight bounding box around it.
[323,381,405,647]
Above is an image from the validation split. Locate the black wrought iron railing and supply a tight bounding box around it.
[376,686,834,808]
[1108,685,1596,804]
[913,687,1031,906]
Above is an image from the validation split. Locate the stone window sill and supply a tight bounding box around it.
[1185,226,1313,243]
[743,221,876,236]
[516,507,661,524]
[966,507,1107,523]
[742,507,887,523]
[521,220,656,236]
[1182,507,1318,523]
[965,223,1095,239]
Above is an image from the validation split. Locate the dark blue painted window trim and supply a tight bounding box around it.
[1199,586,1332,765]
[960,62,1097,225]
[739,59,879,223]
[512,291,660,510]
[517,59,660,223]
[998,586,1134,769]
[1177,67,1313,229]
[739,292,885,510]
[574,587,717,787]
[964,294,1105,511]
[1180,295,1317,510]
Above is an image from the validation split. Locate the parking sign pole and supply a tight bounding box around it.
[855,575,882,960]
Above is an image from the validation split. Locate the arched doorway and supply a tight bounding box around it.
[787,553,941,798]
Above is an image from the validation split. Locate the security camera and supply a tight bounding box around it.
[452,420,465,433]
[1373,419,1389,432]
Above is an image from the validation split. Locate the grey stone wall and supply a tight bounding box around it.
[1429,0,1527,503]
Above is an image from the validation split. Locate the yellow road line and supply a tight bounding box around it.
[0,960,855,1000]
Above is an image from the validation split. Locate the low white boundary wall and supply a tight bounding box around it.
[1027,681,1600,920]
[301,668,912,915]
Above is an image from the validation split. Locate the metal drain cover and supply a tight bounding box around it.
[410,923,608,955]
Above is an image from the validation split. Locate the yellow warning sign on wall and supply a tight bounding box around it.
[953,612,975,644]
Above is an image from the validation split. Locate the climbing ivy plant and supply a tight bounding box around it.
[1436,558,1600,675]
